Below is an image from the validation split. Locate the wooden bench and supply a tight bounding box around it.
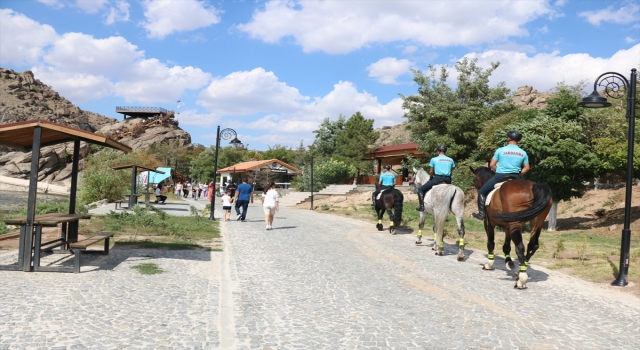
[69,231,114,273]
[0,232,20,241]
[114,200,125,210]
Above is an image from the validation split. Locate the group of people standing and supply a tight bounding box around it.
[219,178,280,230]
[174,181,210,200]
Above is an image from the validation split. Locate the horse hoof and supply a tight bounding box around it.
[457,255,465,262]
[390,229,396,235]
[507,261,515,270]
[415,241,421,245]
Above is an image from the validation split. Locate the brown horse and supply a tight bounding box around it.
[470,166,553,289]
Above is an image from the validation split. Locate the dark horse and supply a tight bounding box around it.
[470,166,553,289]
[374,184,404,234]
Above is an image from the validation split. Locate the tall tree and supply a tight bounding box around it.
[263,144,297,164]
[401,58,514,161]
[312,115,346,157]
[335,112,379,178]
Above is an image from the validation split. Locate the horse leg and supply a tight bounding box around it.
[387,207,396,234]
[416,211,425,245]
[483,222,496,270]
[376,208,384,231]
[511,227,528,289]
[502,233,515,271]
[455,214,466,261]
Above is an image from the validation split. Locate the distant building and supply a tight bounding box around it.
[217,159,302,190]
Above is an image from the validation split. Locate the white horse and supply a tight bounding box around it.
[411,167,467,260]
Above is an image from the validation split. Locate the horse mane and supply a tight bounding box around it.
[476,166,494,185]
[414,167,430,186]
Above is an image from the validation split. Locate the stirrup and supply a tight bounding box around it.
[472,212,484,220]
[415,206,424,212]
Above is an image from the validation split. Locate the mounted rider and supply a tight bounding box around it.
[472,130,530,220]
[415,145,455,212]
[371,165,396,207]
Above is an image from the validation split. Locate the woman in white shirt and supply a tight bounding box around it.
[261,182,279,230]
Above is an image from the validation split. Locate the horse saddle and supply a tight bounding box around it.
[376,187,393,200]
[485,180,510,205]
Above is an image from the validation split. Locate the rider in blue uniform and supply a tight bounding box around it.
[371,165,396,207]
[472,130,530,220]
[415,145,455,212]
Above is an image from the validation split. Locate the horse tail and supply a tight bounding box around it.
[393,189,404,227]
[434,186,456,234]
[491,183,552,222]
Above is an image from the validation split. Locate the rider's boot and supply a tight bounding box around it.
[415,191,425,211]
[472,194,487,220]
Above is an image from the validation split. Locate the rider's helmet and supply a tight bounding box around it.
[383,165,391,170]
[436,145,447,153]
[506,130,523,142]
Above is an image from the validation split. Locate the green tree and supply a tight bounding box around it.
[294,158,356,191]
[401,58,514,161]
[334,112,379,178]
[79,149,160,203]
[312,115,346,157]
[263,144,297,164]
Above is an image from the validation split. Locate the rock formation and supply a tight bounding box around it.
[0,68,193,185]
[511,85,554,110]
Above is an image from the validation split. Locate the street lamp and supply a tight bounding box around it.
[578,68,637,287]
[210,126,242,220]
[300,154,314,210]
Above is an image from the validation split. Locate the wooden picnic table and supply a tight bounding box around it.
[1,213,92,272]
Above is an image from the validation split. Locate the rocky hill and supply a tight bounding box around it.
[0,68,191,186]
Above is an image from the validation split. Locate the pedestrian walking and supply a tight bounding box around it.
[226,181,237,198]
[261,181,279,230]
[221,189,233,221]
[184,182,190,198]
[234,178,253,221]
[175,181,183,196]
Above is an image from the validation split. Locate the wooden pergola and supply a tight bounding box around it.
[111,164,164,207]
[364,143,428,174]
[0,119,131,272]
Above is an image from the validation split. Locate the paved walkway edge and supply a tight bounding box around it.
[219,221,238,349]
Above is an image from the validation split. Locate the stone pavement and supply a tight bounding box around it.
[0,198,639,349]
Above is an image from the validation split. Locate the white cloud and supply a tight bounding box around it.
[197,68,309,115]
[37,0,64,8]
[625,36,636,43]
[237,0,554,54]
[402,45,418,55]
[579,3,640,26]
[31,66,115,102]
[142,0,221,39]
[366,57,414,84]
[194,70,405,139]
[75,0,109,14]
[105,0,130,25]
[0,9,59,66]
[457,44,640,93]
[538,25,549,34]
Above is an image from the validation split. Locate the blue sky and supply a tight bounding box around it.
[1,0,638,151]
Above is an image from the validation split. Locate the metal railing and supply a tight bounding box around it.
[115,106,171,114]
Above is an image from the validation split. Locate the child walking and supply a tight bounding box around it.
[221,190,233,221]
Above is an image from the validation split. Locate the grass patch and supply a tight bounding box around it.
[130,262,164,275]
[80,205,220,246]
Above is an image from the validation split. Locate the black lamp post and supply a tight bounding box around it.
[210,126,241,220]
[300,155,314,210]
[578,68,637,287]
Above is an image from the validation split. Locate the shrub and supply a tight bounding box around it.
[79,148,161,203]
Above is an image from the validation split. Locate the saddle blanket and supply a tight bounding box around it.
[485,182,506,205]
[376,187,398,200]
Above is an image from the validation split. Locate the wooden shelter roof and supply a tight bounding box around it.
[363,143,427,160]
[217,159,302,174]
[0,119,132,152]
[111,164,165,173]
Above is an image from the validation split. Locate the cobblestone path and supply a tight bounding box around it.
[223,203,640,349]
[1,199,639,349]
